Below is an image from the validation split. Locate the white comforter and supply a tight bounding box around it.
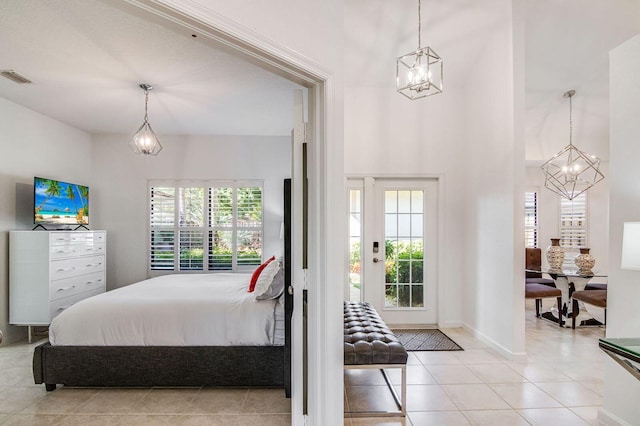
[49,273,279,346]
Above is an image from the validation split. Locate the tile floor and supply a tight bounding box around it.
[344,299,606,425]
[0,299,604,426]
[0,337,291,425]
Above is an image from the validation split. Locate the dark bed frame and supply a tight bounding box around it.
[33,179,293,397]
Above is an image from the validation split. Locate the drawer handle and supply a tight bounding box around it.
[56,285,76,292]
[56,267,76,272]
[56,305,72,312]
[85,263,102,267]
[56,250,75,254]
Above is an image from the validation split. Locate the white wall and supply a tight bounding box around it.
[602,33,640,426]
[525,165,610,274]
[344,0,524,355]
[90,134,291,289]
[0,97,93,344]
[344,86,466,328]
[460,0,524,356]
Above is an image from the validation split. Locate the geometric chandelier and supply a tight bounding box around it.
[541,90,604,200]
[396,0,443,100]
[129,83,163,156]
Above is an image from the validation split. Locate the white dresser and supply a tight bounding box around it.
[10,230,106,340]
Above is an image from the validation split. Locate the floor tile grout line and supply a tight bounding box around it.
[457,408,534,426]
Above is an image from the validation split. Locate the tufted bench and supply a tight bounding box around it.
[344,301,407,417]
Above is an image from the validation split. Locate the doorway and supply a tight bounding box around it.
[347,177,439,326]
[98,2,338,425]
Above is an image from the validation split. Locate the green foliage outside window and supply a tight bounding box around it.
[385,240,424,307]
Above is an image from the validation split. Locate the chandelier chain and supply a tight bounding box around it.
[417,0,421,49]
[143,89,149,122]
[569,93,573,147]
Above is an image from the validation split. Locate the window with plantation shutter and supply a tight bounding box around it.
[149,181,263,273]
[559,193,587,267]
[524,191,538,248]
[150,187,175,270]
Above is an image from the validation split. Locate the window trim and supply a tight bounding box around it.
[524,190,538,248]
[148,179,264,274]
[346,181,364,302]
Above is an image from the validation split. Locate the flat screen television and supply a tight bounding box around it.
[34,177,89,227]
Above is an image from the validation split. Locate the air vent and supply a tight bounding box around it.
[0,70,32,84]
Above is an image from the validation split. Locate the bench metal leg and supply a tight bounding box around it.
[344,364,406,417]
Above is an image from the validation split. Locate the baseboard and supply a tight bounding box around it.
[461,322,527,361]
[438,320,463,329]
[598,408,632,426]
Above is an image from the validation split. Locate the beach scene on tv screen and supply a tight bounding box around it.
[35,178,88,225]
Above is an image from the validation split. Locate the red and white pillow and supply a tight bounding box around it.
[248,256,275,293]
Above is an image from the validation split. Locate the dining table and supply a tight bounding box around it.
[526,268,607,327]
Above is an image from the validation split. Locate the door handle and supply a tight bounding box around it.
[373,257,380,263]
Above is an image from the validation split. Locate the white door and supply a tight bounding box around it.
[290,89,306,423]
[348,178,438,325]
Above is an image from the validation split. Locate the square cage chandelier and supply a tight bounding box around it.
[396,0,443,100]
[541,90,604,200]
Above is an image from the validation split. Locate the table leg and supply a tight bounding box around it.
[552,276,571,322]
[570,277,598,325]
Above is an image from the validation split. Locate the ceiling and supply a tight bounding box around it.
[524,0,640,163]
[1,0,639,150]
[0,0,303,137]
[343,0,640,164]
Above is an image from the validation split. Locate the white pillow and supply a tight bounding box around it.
[254,260,283,300]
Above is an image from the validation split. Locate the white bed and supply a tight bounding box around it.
[50,273,284,346]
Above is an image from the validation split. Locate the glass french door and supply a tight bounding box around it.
[346,178,438,325]
[382,188,426,309]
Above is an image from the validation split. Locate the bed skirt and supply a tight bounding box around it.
[33,343,285,391]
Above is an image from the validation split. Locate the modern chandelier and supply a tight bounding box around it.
[541,90,604,200]
[396,0,443,100]
[129,83,162,156]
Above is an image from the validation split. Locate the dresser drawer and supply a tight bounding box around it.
[50,271,105,301]
[50,287,104,321]
[50,255,105,281]
[49,242,106,260]
[49,232,105,246]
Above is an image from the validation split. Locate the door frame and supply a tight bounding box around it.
[111,2,343,425]
[347,174,446,327]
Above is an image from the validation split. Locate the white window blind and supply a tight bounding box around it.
[524,191,538,248]
[150,187,175,270]
[149,181,263,272]
[560,193,587,267]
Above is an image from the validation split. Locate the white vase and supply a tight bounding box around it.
[575,247,595,275]
[546,238,565,272]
